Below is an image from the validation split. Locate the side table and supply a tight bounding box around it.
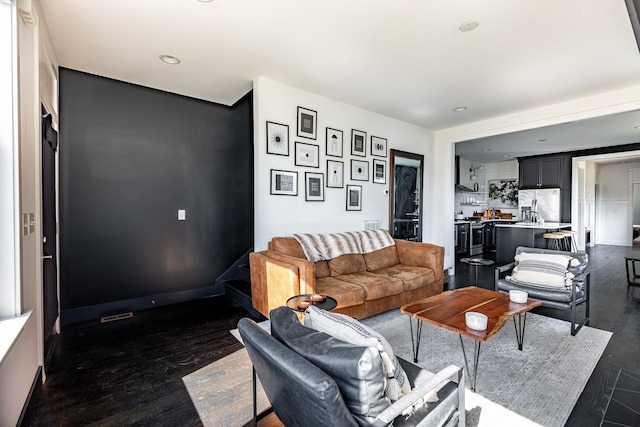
[625,257,640,287]
[460,257,494,286]
[286,294,337,312]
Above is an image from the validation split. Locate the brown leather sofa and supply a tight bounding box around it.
[250,236,444,319]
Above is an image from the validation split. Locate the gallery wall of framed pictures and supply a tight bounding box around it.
[264,105,389,210]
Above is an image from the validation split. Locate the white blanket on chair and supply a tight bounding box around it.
[293,230,395,262]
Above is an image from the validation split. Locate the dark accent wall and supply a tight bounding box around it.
[59,68,253,324]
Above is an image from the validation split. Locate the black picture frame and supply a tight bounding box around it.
[373,159,386,184]
[346,185,362,211]
[270,169,298,196]
[305,172,325,201]
[351,159,369,181]
[266,121,289,156]
[351,129,367,157]
[326,127,343,158]
[327,160,344,188]
[297,106,317,140]
[295,142,320,168]
[371,136,387,157]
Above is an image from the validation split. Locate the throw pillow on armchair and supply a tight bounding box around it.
[303,305,412,402]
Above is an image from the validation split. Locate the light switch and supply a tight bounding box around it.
[178,209,186,221]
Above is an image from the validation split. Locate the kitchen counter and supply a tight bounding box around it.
[495,222,574,265]
[495,222,571,229]
[455,219,518,225]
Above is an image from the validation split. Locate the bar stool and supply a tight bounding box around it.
[543,232,564,250]
[557,230,578,252]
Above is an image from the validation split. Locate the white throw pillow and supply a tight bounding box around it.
[304,305,412,402]
[515,252,572,268]
[510,252,574,289]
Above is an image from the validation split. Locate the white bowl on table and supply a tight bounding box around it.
[465,312,488,331]
[509,290,528,304]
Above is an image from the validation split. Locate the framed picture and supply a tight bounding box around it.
[327,160,344,188]
[371,136,387,157]
[266,121,289,156]
[305,172,325,201]
[373,159,386,184]
[488,179,519,207]
[351,159,369,181]
[270,169,298,196]
[351,129,367,157]
[295,142,320,168]
[297,106,317,140]
[326,127,343,157]
[346,185,362,211]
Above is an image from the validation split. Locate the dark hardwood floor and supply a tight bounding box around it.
[22,297,261,426]
[23,244,640,426]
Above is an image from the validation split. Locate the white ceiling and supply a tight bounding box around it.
[456,109,640,163]
[39,0,640,151]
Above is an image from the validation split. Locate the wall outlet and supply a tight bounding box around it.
[363,220,382,230]
[23,213,29,236]
[178,209,186,221]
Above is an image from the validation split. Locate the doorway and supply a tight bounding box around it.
[633,183,640,245]
[41,109,59,355]
[389,150,424,241]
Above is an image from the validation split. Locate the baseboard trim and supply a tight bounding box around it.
[18,365,42,427]
[60,286,222,326]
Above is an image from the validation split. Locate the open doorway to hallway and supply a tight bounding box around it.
[632,183,640,246]
[574,152,640,250]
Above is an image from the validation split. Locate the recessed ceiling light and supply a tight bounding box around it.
[538,139,547,142]
[503,155,511,158]
[159,55,181,64]
[459,21,479,32]
[453,106,467,112]
[482,149,491,152]
[635,126,640,129]
[197,0,214,2]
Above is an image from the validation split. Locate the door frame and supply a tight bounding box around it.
[40,107,61,342]
[389,149,424,242]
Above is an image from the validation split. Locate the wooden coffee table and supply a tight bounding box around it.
[401,287,541,391]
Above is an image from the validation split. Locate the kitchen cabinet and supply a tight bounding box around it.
[519,156,563,189]
[470,224,484,256]
[455,223,470,256]
[483,222,496,250]
[518,153,572,222]
[495,222,571,265]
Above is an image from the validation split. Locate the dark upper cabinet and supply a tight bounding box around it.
[519,156,563,189]
[518,153,572,222]
[540,158,562,187]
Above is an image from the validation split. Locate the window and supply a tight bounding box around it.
[0,0,20,319]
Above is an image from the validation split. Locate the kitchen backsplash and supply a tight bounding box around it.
[455,159,519,218]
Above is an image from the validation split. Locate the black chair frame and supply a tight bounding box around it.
[495,263,590,336]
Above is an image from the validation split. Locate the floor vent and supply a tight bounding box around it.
[100,312,133,323]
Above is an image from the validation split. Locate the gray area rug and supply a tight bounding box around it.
[361,309,612,427]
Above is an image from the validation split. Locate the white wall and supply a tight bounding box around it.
[454,159,518,218]
[253,78,434,250]
[485,160,519,217]
[0,1,58,425]
[576,160,597,249]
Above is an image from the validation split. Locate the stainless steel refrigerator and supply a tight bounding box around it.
[518,188,561,222]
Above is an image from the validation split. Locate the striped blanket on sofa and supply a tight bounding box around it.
[292,229,395,262]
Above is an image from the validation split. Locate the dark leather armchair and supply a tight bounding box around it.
[495,246,590,336]
[238,309,465,427]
